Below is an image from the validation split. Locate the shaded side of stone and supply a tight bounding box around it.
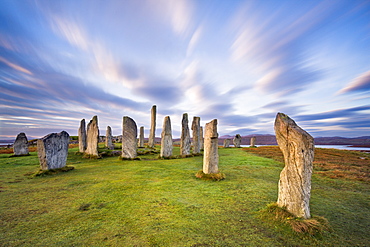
[191,116,201,154]
[203,119,219,174]
[200,126,204,150]
[122,116,138,159]
[233,134,242,148]
[274,112,314,219]
[138,126,144,148]
[78,119,87,152]
[13,132,29,156]
[160,116,173,158]
[148,105,157,148]
[180,113,191,156]
[37,131,69,170]
[85,116,99,156]
[106,126,114,150]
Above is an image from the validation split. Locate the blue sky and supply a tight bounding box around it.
[1,0,369,139]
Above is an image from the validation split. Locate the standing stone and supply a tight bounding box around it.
[200,126,204,150]
[78,119,87,153]
[122,116,138,159]
[191,116,201,154]
[105,126,114,150]
[233,134,242,148]
[138,126,144,148]
[203,119,219,174]
[160,116,173,158]
[223,139,230,148]
[13,132,29,156]
[180,113,191,156]
[250,136,256,147]
[37,131,69,170]
[85,116,99,157]
[274,112,314,219]
[148,105,157,148]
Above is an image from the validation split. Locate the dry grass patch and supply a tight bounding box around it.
[243,146,370,182]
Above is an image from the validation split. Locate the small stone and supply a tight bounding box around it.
[223,139,230,148]
[138,126,144,148]
[233,134,242,148]
[37,131,69,170]
[250,136,256,147]
[13,132,29,156]
[105,126,114,150]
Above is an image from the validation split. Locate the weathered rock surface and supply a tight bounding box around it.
[78,119,87,152]
[122,116,137,159]
[233,134,242,148]
[138,126,144,148]
[203,119,219,174]
[223,139,230,148]
[191,116,201,154]
[250,136,256,147]
[274,112,314,219]
[180,113,191,156]
[37,131,69,170]
[106,126,114,150]
[160,116,173,158]
[148,105,157,148]
[13,132,29,156]
[85,116,99,156]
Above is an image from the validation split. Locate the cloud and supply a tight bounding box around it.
[296,105,370,121]
[338,70,370,94]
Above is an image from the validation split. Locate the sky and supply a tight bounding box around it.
[1,0,370,140]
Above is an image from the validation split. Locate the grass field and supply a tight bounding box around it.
[0,145,369,246]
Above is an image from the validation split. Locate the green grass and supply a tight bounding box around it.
[0,146,369,246]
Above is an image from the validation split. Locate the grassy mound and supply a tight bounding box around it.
[195,170,226,181]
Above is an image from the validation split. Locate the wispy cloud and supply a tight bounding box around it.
[338,70,370,94]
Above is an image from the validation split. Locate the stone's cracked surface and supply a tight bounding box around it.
[85,116,99,156]
[37,131,69,170]
[274,112,314,219]
[180,113,191,156]
[191,116,201,154]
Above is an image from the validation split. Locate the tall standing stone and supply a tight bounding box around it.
[122,116,138,159]
[223,139,230,148]
[148,105,157,148]
[105,126,114,150]
[13,132,29,156]
[200,126,204,150]
[250,136,256,147]
[78,119,87,153]
[274,112,314,219]
[160,116,173,158]
[37,131,69,170]
[180,113,191,156]
[191,116,201,154]
[85,116,99,157]
[233,134,242,148]
[138,126,144,148]
[203,119,219,174]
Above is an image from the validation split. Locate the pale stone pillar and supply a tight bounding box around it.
[160,116,173,158]
[203,119,219,174]
[138,126,144,148]
[148,105,156,148]
[122,116,137,159]
[223,139,230,148]
[106,126,114,150]
[180,113,191,156]
[78,119,86,152]
[191,116,201,154]
[274,112,314,219]
[37,131,69,170]
[250,136,256,147]
[85,116,99,156]
[13,132,29,156]
[233,134,242,147]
